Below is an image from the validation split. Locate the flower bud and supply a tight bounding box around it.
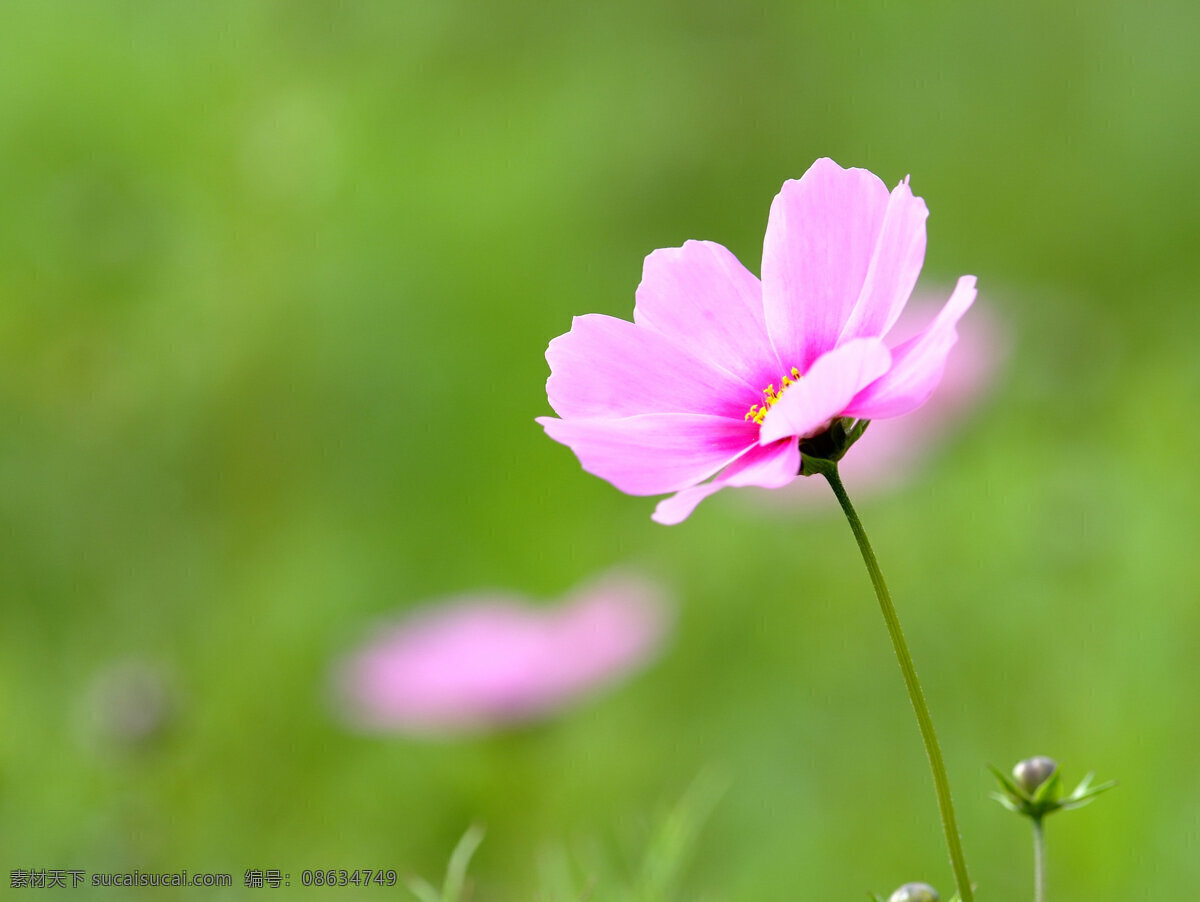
[1012,755,1058,795]
[888,883,940,902]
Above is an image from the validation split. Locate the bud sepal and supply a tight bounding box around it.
[989,756,1115,822]
[798,418,870,476]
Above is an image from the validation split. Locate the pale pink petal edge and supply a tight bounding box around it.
[651,438,800,525]
[844,275,977,420]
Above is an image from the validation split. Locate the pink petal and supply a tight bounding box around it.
[633,240,781,389]
[537,413,757,495]
[836,178,928,343]
[344,597,547,730]
[652,438,799,525]
[547,573,670,696]
[546,313,752,420]
[758,338,892,444]
[844,276,977,420]
[336,574,669,735]
[761,159,891,371]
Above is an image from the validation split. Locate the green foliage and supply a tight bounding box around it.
[1,2,1196,900]
[410,777,722,902]
[408,825,487,902]
[537,773,725,902]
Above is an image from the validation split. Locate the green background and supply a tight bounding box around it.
[2,2,1198,899]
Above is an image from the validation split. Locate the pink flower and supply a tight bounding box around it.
[334,573,669,736]
[537,158,977,524]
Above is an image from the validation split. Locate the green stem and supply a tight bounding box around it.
[1033,818,1045,902]
[820,463,974,902]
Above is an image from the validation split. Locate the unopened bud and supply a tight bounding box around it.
[1013,755,1058,794]
[888,883,939,902]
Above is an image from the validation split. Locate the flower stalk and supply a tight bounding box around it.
[1032,817,1046,902]
[811,458,974,902]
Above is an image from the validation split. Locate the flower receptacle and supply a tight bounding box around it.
[798,418,870,476]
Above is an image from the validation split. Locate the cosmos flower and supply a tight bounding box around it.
[334,573,668,736]
[537,158,976,524]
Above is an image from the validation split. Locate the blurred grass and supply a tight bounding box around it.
[1,1,1199,899]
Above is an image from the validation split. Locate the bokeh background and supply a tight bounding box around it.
[3,2,1199,899]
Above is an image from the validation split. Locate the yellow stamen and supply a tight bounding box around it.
[745,366,802,425]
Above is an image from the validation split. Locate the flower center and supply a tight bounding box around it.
[744,367,801,425]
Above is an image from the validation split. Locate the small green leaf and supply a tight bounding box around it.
[845,418,871,448]
[1061,779,1116,810]
[1082,779,1117,797]
[989,791,1019,812]
[443,824,486,902]
[1032,770,1062,806]
[635,770,727,902]
[1071,771,1096,797]
[407,877,442,902]
[987,763,1028,800]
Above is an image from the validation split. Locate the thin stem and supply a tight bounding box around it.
[821,464,974,902]
[1033,818,1045,902]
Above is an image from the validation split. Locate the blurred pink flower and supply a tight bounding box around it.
[77,659,176,754]
[335,573,669,736]
[750,297,1009,510]
[537,158,976,524]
